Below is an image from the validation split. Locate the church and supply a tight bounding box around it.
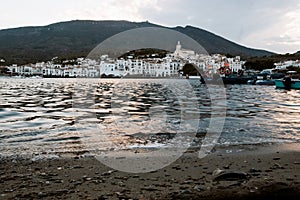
[173,41,198,59]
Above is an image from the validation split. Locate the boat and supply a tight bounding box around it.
[222,75,254,84]
[202,62,255,85]
[255,79,275,85]
[253,72,283,86]
[275,78,300,89]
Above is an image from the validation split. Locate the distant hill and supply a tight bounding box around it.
[0,20,274,65]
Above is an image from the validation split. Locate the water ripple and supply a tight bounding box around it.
[0,78,300,157]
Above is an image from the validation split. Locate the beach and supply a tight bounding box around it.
[1,143,299,200]
[1,78,300,199]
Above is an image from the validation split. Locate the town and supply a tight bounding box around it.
[1,41,300,79]
[2,42,244,78]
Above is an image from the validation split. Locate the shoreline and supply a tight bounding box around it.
[1,143,299,199]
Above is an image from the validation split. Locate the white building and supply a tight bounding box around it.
[226,56,245,72]
[274,60,300,70]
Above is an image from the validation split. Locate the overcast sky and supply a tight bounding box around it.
[1,0,300,54]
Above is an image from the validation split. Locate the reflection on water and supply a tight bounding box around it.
[0,78,299,157]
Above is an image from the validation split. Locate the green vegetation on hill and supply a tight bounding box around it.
[119,48,169,59]
[245,53,300,71]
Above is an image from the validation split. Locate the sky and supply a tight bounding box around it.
[0,0,300,54]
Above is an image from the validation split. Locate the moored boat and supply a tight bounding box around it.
[201,61,255,85]
[275,79,300,89]
[255,79,275,85]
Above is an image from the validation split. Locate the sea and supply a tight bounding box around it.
[0,77,300,158]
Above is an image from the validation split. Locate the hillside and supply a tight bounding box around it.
[245,52,300,70]
[0,20,274,65]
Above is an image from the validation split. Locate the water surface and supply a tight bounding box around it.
[0,78,299,157]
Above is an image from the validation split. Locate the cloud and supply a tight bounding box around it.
[62,0,161,22]
[0,0,299,53]
[236,0,300,53]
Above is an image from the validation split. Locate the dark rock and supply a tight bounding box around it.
[97,195,108,200]
[179,185,189,190]
[172,165,181,170]
[72,165,83,169]
[213,169,249,181]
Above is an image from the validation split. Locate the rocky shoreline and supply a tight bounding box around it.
[0,143,299,200]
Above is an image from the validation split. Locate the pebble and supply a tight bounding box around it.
[212,168,223,176]
[180,189,192,194]
[40,172,47,176]
[101,171,112,176]
[97,195,108,200]
[179,185,189,189]
[271,163,284,169]
[249,168,262,173]
[115,176,128,180]
[142,186,158,191]
[183,180,194,184]
[116,157,126,160]
[223,165,230,169]
[118,181,125,187]
[273,157,280,160]
[193,185,206,192]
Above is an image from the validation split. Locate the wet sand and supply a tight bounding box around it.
[0,143,299,200]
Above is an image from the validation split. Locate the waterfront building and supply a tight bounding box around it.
[274,60,300,70]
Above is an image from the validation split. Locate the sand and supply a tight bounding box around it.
[0,143,299,200]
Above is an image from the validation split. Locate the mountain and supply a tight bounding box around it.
[0,20,274,65]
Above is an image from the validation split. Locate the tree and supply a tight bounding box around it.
[182,63,200,76]
[0,66,9,75]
